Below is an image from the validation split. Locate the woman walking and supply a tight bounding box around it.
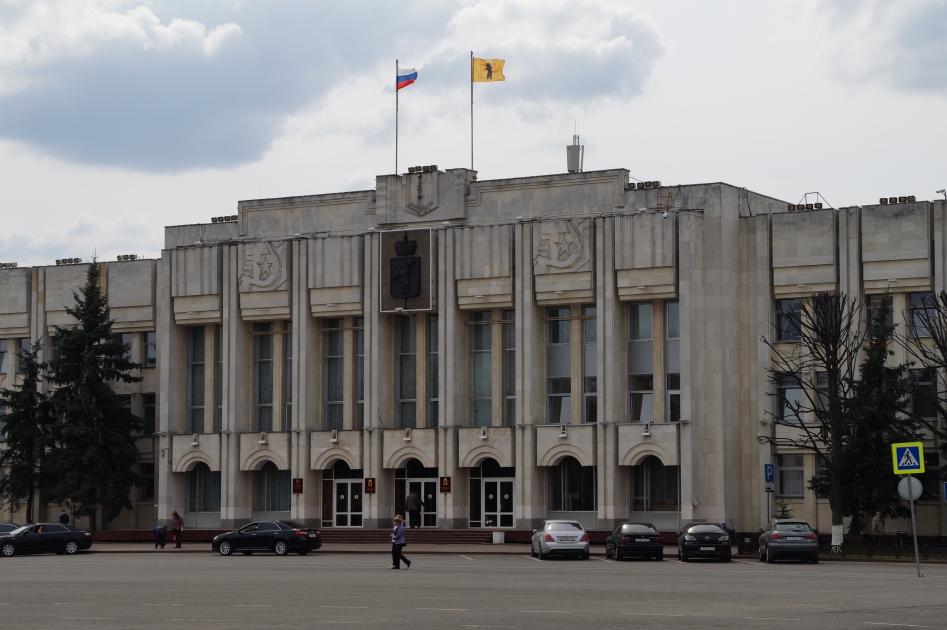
[390,515,411,569]
[171,510,184,549]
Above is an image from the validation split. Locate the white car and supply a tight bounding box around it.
[530,520,590,560]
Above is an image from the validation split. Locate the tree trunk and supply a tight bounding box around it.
[830,432,844,554]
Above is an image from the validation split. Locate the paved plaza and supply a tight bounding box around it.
[1,552,945,629]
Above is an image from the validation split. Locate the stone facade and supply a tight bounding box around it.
[1,168,946,537]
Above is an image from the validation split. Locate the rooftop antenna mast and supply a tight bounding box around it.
[567,120,584,173]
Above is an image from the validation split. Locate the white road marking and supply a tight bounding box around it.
[230,604,272,607]
[592,556,612,562]
[520,611,570,614]
[524,556,541,562]
[459,555,474,560]
[743,617,801,621]
[864,624,930,628]
[141,603,183,606]
[418,608,469,611]
[322,606,369,609]
[626,613,684,617]
[53,603,94,605]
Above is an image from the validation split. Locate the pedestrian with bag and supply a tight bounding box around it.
[153,525,167,549]
[389,515,411,570]
[172,510,184,548]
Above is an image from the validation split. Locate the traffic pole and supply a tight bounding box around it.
[908,474,922,578]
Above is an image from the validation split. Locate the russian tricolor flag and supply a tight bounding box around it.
[397,68,417,91]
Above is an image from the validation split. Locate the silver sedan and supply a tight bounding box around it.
[530,520,590,560]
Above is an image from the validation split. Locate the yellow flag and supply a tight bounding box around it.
[473,58,505,82]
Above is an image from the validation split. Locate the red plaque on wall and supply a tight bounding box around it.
[365,478,376,494]
[440,476,451,493]
[292,478,304,494]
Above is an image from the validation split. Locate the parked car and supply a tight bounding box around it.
[212,521,321,556]
[677,523,731,562]
[0,524,18,534]
[0,523,92,557]
[758,519,819,564]
[605,522,664,560]
[530,520,590,560]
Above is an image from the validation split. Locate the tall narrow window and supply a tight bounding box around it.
[16,338,31,372]
[582,305,597,423]
[666,301,680,422]
[113,333,132,362]
[140,463,155,501]
[323,319,343,430]
[186,326,205,434]
[355,318,365,430]
[186,462,221,512]
[548,456,596,511]
[252,323,274,432]
[866,294,894,333]
[503,310,516,426]
[630,456,680,511]
[910,292,936,338]
[143,393,156,435]
[776,373,803,422]
[776,299,801,342]
[214,325,222,433]
[283,321,293,428]
[50,336,60,361]
[470,311,492,427]
[0,340,7,374]
[429,315,439,427]
[253,462,290,512]
[143,331,156,368]
[776,454,804,497]
[911,368,938,420]
[546,307,571,424]
[628,303,653,423]
[395,316,417,429]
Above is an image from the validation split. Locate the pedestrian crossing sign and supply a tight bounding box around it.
[891,442,925,475]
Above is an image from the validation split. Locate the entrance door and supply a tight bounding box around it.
[483,480,514,528]
[335,481,363,527]
[404,481,437,527]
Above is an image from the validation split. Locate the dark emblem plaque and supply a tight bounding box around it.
[390,233,421,299]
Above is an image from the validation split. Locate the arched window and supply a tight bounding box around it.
[253,462,290,512]
[630,456,679,512]
[548,456,596,512]
[186,463,221,512]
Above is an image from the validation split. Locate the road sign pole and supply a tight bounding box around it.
[908,475,922,578]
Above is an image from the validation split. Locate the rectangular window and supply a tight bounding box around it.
[323,319,343,431]
[776,299,801,342]
[143,393,156,435]
[395,316,417,429]
[910,292,936,338]
[470,311,492,427]
[548,458,596,511]
[50,336,61,362]
[865,295,894,334]
[777,373,803,423]
[114,333,132,362]
[628,303,654,423]
[814,371,828,415]
[355,318,365,430]
[666,373,680,422]
[546,307,571,424]
[283,321,293,428]
[214,325,222,433]
[582,305,597,423]
[429,315,439,427]
[252,323,274,432]
[186,326,205,434]
[629,303,652,340]
[253,464,290,512]
[777,454,805,497]
[16,338,31,372]
[143,331,156,368]
[140,463,155,501]
[0,339,7,374]
[186,464,221,512]
[666,301,680,339]
[629,374,654,423]
[503,310,516,426]
[630,458,680,511]
[912,368,938,420]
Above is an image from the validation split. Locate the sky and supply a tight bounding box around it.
[0,0,945,266]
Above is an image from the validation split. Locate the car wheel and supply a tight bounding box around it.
[64,541,79,555]
[274,541,289,556]
[241,551,254,556]
[1,543,15,557]
[766,548,774,564]
[615,550,623,561]
[758,546,765,562]
[656,552,664,561]
[218,541,233,556]
[297,550,310,556]
[530,543,538,558]
[677,549,681,561]
[811,555,819,564]
[539,547,548,560]
[681,553,689,562]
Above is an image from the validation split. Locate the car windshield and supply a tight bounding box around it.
[621,524,656,534]
[774,522,811,532]
[546,522,583,532]
[687,525,724,534]
[9,526,32,535]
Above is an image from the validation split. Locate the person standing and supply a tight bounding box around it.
[405,490,424,529]
[153,525,167,549]
[58,509,69,525]
[171,510,184,549]
[871,511,884,546]
[389,515,411,569]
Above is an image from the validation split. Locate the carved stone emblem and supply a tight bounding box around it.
[239,241,287,292]
[533,220,589,274]
[404,171,439,216]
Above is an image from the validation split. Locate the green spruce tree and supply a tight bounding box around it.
[47,259,144,530]
[0,341,55,523]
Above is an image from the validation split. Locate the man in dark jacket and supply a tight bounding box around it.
[58,509,69,525]
[405,491,424,529]
[153,525,167,549]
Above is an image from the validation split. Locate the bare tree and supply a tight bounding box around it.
[762,292,865,553]
[899,291,947,456]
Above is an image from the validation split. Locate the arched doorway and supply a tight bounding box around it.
[469,458,515,528]
[322,460,364,527]
[185,462,221,528]
[395,459,438,528]
[629,455,680,529]
[252,461,290,521]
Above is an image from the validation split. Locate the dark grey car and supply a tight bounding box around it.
[758,519,819,563]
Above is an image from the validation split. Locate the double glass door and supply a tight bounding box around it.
[335,481,363,527]
[482,480,514,528]
[397,480,437,527]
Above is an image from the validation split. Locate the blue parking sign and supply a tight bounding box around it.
[764,464,775,483]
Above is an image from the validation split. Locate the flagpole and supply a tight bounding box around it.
[470,51,474,171]
[395,59,399,175]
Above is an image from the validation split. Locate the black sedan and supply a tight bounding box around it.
[0,524,17,534]
[212,520,321,556]
[0,523,93,557]
[677,523,731,562]
[605,522,665,560]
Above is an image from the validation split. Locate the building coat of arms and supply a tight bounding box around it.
[239,241,287,292]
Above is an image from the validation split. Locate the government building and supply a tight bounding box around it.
[1,167,945,537]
